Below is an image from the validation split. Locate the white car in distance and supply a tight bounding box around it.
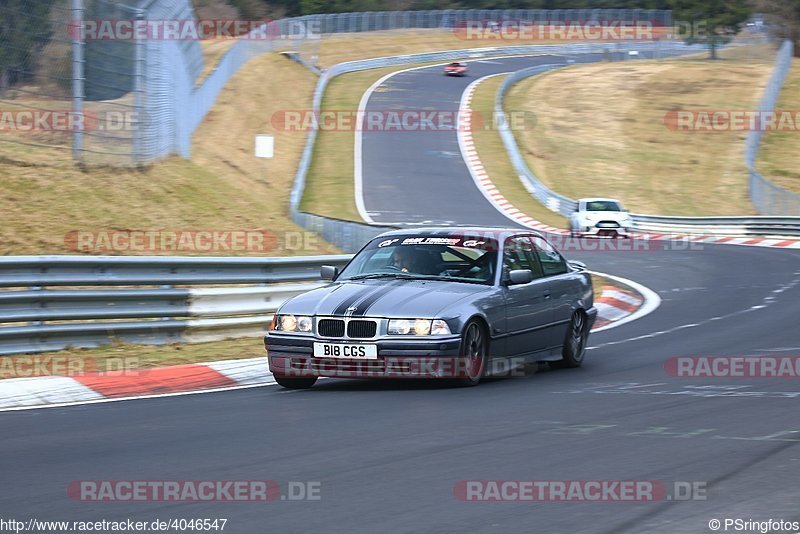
[569,198,633,238]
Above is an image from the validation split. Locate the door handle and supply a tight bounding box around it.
[543,291,551,300]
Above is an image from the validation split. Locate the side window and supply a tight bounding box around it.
[531,237,568,276]
[503,237,544,279]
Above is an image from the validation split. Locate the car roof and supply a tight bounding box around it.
[374,226,543,239]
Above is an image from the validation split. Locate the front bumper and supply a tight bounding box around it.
[586,306,598,330]
[580,224,632,237]
[265,333,476,379]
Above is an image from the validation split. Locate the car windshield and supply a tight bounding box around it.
[338,235,498,285]
[585,200,622,211]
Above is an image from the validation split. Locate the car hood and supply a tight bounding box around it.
[278,279,491,318]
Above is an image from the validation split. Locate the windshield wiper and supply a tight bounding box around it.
[347,272,418,280]
[419,275,485,284]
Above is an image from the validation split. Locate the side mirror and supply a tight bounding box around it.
[320,265,339,280]
[508,269,533,285]
[568,260,587,272]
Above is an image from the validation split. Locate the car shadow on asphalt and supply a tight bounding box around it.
[275,363,572,392]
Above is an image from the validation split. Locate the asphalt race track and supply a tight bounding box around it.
[360,53,588,226]
[3,53,800,533]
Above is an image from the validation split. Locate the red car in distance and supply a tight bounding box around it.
[444,62,468,76]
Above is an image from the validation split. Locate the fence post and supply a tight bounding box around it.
[133,9,146,166]
[71,0,84,163]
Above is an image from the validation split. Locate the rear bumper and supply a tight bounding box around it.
[265,333,477,379]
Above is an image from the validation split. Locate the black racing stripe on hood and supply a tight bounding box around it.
[331,283,387,316]
[353,280,407,316]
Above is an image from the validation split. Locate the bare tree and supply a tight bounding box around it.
[753,0,800,56]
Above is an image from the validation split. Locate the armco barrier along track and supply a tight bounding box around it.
[0,255,349,355]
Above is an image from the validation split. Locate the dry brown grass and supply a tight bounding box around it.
[317,29,574,68]
[505,45,777,215]
[757,59,800,195]
[0,54,338,256]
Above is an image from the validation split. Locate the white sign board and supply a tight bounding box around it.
[255,134,274,158]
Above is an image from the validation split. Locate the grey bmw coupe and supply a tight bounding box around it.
[265,227,597,389]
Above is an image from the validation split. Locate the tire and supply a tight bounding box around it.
[555,311,587,368]
[457,320,488,386]
[274,375,317,389]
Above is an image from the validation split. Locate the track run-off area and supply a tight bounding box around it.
[3,51,800,533]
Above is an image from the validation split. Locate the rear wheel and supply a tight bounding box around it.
[457,320,487,386]
[274,375,317,389]
[554,311,587,368]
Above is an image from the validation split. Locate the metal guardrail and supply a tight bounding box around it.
[745,40,800,216]
[0,256,351,356]
[291,41,697,251]
[493,43,800,235]
[496,64,579,218]
[628,214,800,237]
[300,9,673,35]
[0,255,350,287]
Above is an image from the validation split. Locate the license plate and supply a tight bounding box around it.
[313,342,378,359]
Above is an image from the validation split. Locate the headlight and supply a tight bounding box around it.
[274,314,313,333]
[388,319,451,336]
[431,319,451,335]
[388,319,413,335]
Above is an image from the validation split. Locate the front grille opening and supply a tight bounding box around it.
[347,320,377,338]
[311,359,386,373]
[318,319,345,337]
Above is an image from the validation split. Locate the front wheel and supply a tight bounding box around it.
[555,311,587,368]
[457,320,487,386]
[274,375,317,389]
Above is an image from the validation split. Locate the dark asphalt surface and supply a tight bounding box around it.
[359,51,649,226]
[3,52,800,533]
[360,54,571,226]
